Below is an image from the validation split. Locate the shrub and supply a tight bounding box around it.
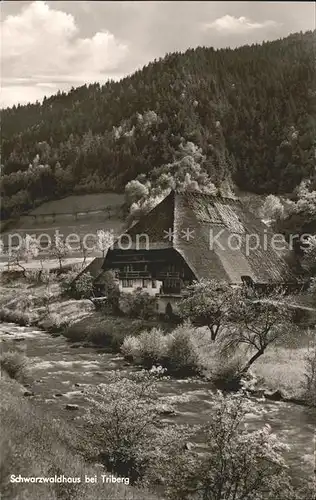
[64,316,147,348]
[39,312,70,332]
[0,351,29,382]
[63,323,87,342]
[59,268,84,298]
[121,323,201,375]
[25,268,42,283]
[119,290,157,319]
[207,355,244,391]
[302,349,316,406]
[60,269,97,300]
[121,335,142,362]
[0,307,32,326]
[85,319,133,348]
[137,328,168,368]
[121,328,167,367]
[165,324,201,375]
[98,270,120,313]
[24,268,51,284]
[73,272,94,299]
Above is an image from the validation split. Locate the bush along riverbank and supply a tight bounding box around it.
[0,268,315,408]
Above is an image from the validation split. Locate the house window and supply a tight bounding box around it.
[122,279,134,287]
[142,279,148,288]
[152,279,157,288]
[124,265,133,272]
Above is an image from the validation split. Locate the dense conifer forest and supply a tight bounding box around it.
[1,30,315,219]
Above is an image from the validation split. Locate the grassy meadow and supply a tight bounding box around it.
[0,192,126,266]
[28,193,124,215]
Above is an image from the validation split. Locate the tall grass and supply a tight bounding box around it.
[0,307,33,326]
[0,351,29,383]
[302,349,316,406]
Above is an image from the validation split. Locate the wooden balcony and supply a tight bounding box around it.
[157,272,180,279]
[118,271,151,278]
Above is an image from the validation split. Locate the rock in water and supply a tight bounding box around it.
[65,404,79,410]
[23,390,34,397]
[159,405,177,416]
[184,442,194,451]
[264,390,283,401]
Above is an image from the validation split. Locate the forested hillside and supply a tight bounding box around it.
[1,30,315,219]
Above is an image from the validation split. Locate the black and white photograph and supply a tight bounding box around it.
[0,1,315,499]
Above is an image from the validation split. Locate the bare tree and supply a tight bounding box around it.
[222,295,293,373]
[49,234,69,270]
[79,238,90,268]
[8,235,39,277]
[178,279,240,340]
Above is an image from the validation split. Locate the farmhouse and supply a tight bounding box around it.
[93,190,298,315]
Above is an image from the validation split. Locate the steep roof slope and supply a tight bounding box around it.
[113,191,298,284]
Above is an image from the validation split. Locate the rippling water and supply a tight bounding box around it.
[1,322,315,480]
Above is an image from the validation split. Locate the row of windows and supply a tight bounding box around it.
[122,279,157,288]
[122,264,182,273]
[123,265,148,272]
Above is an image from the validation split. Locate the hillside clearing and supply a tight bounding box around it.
[29,193,124,215]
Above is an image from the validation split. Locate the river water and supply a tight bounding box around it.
[1,322,315,481]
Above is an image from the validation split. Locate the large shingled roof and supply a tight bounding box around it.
[113,190,297,284]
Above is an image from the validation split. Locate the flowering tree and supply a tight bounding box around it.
[49,234,69,270]
[160,392,299,500]
[261,194,284,221]
[8,235,39,275]
[96,229,114,257]
[125,140,218,222]
[84,370,190,481]
[125,179,150,205]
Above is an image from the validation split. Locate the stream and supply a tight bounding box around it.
[1,322,315,482]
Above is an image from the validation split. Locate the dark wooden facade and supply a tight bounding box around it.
[103,248,196,295]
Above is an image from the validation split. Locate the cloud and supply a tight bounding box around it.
[204,15,280,34]
[1,1,313,107]
[1,1,129,106]
[0,85,56,108]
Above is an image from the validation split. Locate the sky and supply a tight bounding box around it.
[1,1,315,108]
